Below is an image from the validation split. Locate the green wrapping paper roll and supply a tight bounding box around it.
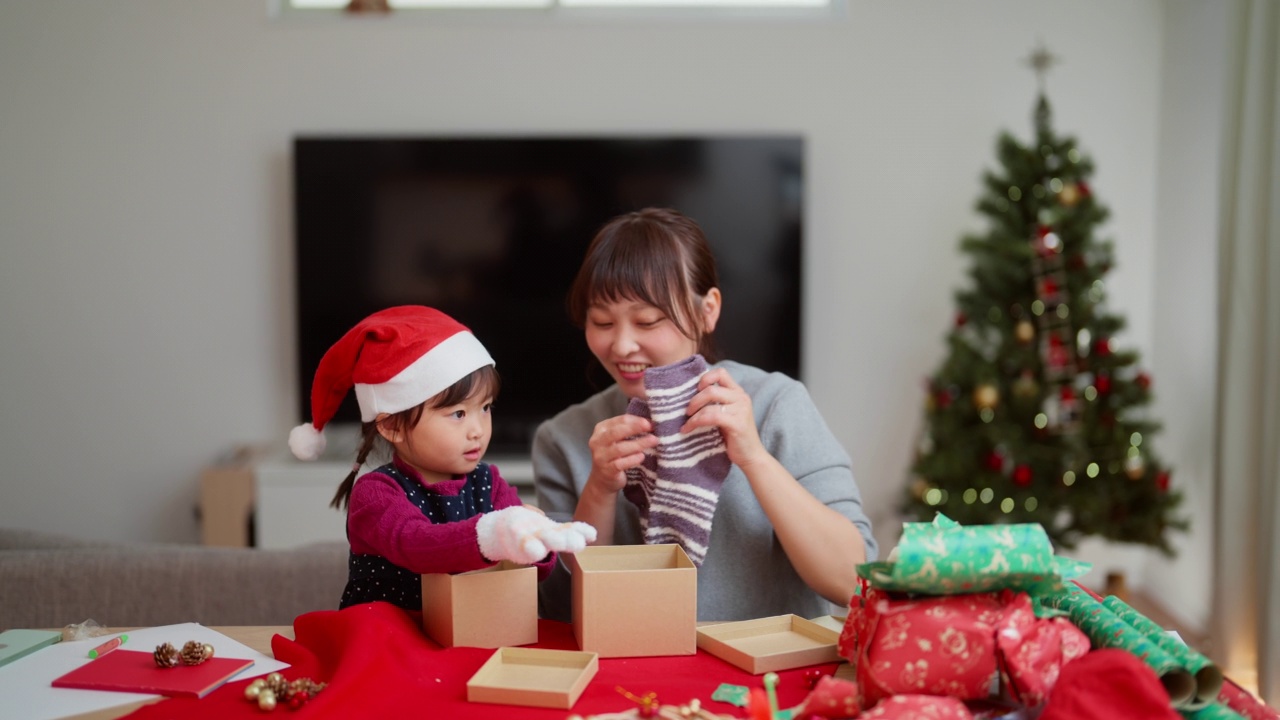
[1045,583,1196,708]
[1104,595,1224,710]
[858,514,1089,596]
[1181,702,1246,719]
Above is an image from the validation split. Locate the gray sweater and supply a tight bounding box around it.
[533,360,878,622]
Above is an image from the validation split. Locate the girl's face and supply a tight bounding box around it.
[379,391,493,483]
[585,291,720,399]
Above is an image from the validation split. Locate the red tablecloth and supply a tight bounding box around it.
[125,602,834,719]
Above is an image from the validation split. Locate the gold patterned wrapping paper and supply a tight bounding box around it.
[1103,595,1224,710]
[1043,583,1196,708]
[858,514,1090,597]
[1182,702,1247,719]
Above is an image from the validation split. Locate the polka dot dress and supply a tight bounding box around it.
[339,462,496,610]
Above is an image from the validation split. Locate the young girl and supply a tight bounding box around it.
[534,208,877,622]
[289,305,595,611]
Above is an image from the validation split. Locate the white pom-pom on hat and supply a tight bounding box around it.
[289,423,327,461]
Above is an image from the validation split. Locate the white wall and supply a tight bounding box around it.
[1141,0,1231,635]
[1,0,1205,619]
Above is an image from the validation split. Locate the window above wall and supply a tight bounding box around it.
[275,0,838,18]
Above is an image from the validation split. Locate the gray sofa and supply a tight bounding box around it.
[0,528,347,629]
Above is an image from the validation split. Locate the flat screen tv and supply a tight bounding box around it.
[294,136,803,454]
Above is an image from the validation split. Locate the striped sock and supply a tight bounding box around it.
[636,355,730,566]
[623,397,657,531]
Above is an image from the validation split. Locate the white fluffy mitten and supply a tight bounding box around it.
[476,506,598,566]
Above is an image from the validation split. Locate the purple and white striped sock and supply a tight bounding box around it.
[623,396,657,531]
[636,354,730,566]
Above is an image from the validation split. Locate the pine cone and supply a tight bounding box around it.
[153,643,179,669]
[180,641,213,666]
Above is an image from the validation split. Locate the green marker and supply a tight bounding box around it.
[88,634,127,659]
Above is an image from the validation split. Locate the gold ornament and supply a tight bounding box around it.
[910,477,931,500]
[1125,456,1145,480]
[1059,183,1081,207]
[1013,372,1039,399]
[243,674,327,712]
[153,643,179,669]
[973,384,1000,410]
[1015,320,1035,344]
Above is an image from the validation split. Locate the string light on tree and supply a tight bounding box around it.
[902,46,1187,553]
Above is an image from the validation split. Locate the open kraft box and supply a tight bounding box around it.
[697,614,843,674]
[421,560,538,648]
[571,544,697,657]
[467,647,599,710]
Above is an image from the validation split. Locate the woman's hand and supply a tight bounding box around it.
[682,367,770,470]
[585,414,658,498]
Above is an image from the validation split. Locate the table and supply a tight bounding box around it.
[60,627,293,720]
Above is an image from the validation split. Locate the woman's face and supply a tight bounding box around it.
[584,292,719,399]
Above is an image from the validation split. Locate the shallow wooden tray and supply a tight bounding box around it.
[696,614,841,674]
[466,647,599,709]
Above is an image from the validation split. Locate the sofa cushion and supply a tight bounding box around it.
[0,530,347,628]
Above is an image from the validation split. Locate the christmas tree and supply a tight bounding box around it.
[904,56,1187,554]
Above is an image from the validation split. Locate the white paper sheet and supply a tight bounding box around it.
[0,623,289,720]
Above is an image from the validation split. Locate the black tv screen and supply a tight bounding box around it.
[294,136,803,454]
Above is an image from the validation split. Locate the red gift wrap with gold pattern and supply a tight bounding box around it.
[840,585,1090,709]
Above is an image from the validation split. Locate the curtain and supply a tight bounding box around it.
[1212,0,1280,705]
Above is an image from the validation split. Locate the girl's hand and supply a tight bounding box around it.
[585,414,659,497]
[683,368,769,470]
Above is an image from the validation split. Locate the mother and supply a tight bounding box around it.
[533,207,877,622]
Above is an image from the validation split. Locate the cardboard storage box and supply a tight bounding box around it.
[422,561,538,648]
[467,647,599,710]
[571,544,697,657]
[696,614,842,674]
[198,445,263,547]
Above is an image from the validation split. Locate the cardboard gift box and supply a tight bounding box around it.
[571,544,697,658]
[421,561,538,648]
[697,614,842,674]
[466,647,599,710]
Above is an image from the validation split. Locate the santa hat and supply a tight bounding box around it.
[289,305,495,461]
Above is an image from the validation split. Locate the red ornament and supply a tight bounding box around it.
[1036,224,1052,239]
[1060,386,1075,402]
[1136,372,1152,390]
[1013,465,1033,487]
[985,451,1005,471]
[937,391,953,409]
[1048,333,1063,348]
[955,312,968,327]
[1078,181,1092,198]
[1095,375,1112,394]
[1156,471,1171,492]
[1041,277,1059,295]
[1094,337,1112,356]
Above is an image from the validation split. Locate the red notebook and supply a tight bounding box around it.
[52,649,254,699]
